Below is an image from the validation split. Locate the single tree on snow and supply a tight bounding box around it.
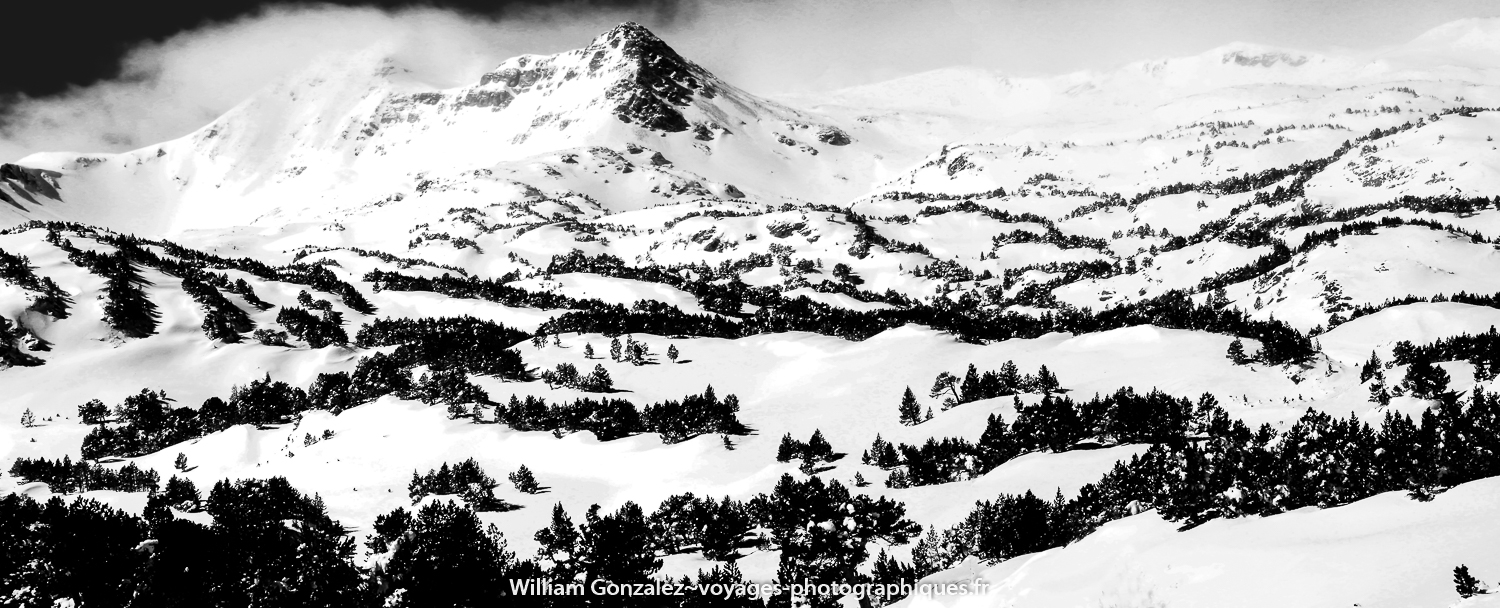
[583,364,613,392]
[1227,338,1251,365]
[898,387,923,426]
[667,344,679,363]
[1455,564,1485,598]
[929,372,960,407]
[805,429,833,463]
[20,408,34,428]
[509,465,541,494]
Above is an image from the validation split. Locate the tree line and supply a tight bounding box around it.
[872,387,1214,488]
[907,384,1500,591]
[491,386,748,444]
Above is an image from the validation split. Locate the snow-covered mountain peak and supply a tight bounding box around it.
[470,21,720,134]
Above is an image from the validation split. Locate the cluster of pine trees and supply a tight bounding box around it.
[493,394,644,440]
[8,456,160,493]
[78,363,434,460]
[64,245,160,339]
[748,474,921,607]
[148,475,204,512]
[36,223,375,335]
[544,249,773,316]
[0,477,367,608]
[137,230,376,314]
[909,385,1500,585]
[179,272,256,342]
[1390,327,1500,382]
[363,268,576,309]
[539,300,742,339]
[926,361,1061,411]
[645,493,753,559]
[365,500,542,606]
[369,246,1319,364]
[519,473,919,607]
[493,386,748,443]
[78,389,191,460]
[538,362,614,392]
[775,429,838,470]
[353,316,532,379]
[641,386,748,443]
[372,247,1319,365]
[875,388,1215,488]
[407,458,519,512]
[0,316,43,367]
[0,243,70,319]
[276,305,348,348]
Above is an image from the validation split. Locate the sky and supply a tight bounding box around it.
[2,0,1499,162]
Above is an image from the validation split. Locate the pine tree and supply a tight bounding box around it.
[610,336,623,361]
[957,364,981,406]
[578,502,661,586]
[1402,358,1452,400]
[1035,365,1060,394]
[78,398,109,424]
[534,503,581,581]
[20,408,34,428]
[898,386,923,425]
[100,255,160,338]
[925,407,934,422]
[929,372,959,407]
[805,429,833,463]
[1227,338,1250,364]
[978,413,1018,468]
[381,501,518,607]
[582,364,613,392]
[776,433,801,462]
[1360,351,1383,384]
[998,360,1022,391]
[1369,379,1391,405]
[446,401,470,419]
[509,465,541,494]
[174,452,188,471]
[667,344,679,363]
[626,340,650,365]
[162,474,201,507]
[584,343,595,359]
[1455,564,1484,598]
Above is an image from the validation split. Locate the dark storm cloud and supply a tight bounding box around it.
[0,0,694,98]
[0,2,701,160]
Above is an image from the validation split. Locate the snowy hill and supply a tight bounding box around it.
[4,18,1500,608]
